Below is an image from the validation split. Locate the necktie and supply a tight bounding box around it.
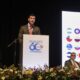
[28,27,33,34]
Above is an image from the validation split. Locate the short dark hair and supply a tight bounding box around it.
[71,52,76,56]
[28,13,36,18]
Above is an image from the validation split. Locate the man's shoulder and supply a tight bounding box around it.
[34,25,40,29]
[20,24,28,30]
[65,59,71,63]
[21,24,28,28]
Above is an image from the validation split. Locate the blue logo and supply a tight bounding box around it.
[67,52,71,58]
[67,52,71,54]
[66,44,72,50]
[74,28,80,34]
[67,56,70,58]
[29,41,43,52]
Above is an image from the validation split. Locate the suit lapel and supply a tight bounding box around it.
[25,24,37,34]
[69,60,73,66]
[25,24,29,34]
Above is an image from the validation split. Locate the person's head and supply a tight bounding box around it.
[70,52,76,60]
[28,13,36,26]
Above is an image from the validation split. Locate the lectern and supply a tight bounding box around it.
[22,34,49,69]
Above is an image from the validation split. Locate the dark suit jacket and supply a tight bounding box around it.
[18,24,41,43]
[64,59,80,70]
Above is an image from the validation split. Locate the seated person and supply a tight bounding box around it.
[64,52,80,70]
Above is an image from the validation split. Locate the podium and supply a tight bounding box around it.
[22,35,49,69]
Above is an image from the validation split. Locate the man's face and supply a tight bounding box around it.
[28,16,36,25]
[70,53,76,60]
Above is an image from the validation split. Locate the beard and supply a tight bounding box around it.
[29,21,35,26]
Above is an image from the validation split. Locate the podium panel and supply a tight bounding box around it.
[22,35,49,69]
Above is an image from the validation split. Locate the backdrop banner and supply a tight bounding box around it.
[62,11,80,66]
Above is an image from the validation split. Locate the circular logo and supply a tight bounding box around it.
[74,28,80,34]
[66,44,72,50]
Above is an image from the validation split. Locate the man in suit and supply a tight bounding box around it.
[18,13,41,69]
[64,52,80,70]
[18,13,41,43]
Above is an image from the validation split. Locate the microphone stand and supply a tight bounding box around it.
[8,38,18,66]
[8,39,17,47]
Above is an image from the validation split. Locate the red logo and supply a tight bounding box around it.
[66,36,72,42]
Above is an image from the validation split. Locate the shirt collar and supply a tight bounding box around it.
[28,23,34,29]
